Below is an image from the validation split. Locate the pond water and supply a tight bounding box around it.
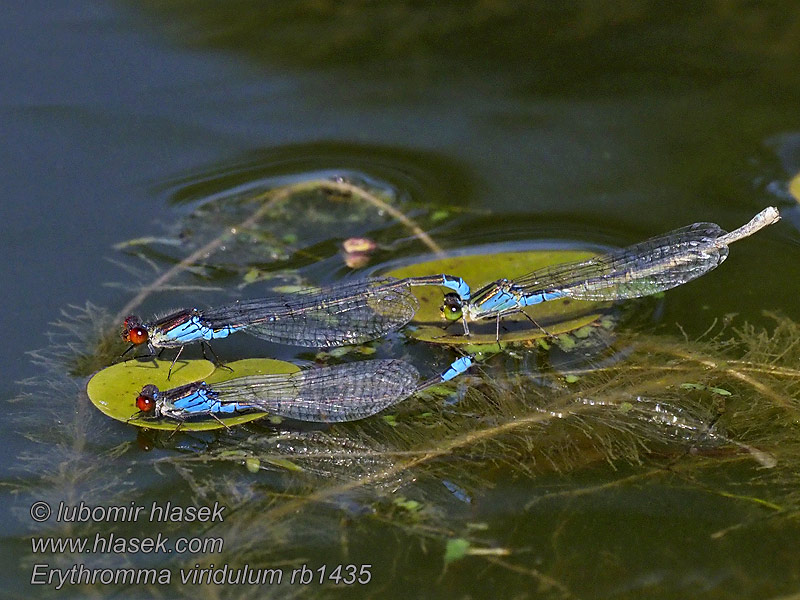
[4,2,800,598]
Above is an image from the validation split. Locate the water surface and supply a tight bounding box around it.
[4,2,800,598]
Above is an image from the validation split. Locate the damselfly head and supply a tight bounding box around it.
[135,384,160,413]
[441,293,463,322]
[122,315,149,345]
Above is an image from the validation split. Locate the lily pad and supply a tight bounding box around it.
[386,250,610,347]
[790,171,800,203]
[87,358,299,431]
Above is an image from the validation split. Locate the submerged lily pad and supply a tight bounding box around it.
[87,358,299,431]
[386,250,610,346]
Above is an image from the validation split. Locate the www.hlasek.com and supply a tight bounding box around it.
[29,501,372,588]
[32,531,224,555]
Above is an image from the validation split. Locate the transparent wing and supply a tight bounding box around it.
[511,223,729,300]
[212,359,420,422]
[203,278,419,347]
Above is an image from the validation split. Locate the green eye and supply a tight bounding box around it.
[443,305,463,321]
[441,294,463,322]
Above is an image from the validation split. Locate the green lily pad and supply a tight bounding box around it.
[87,358,299,431]
[790,171,800,204]
[386,250,611,346]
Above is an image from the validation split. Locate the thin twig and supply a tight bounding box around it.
[484,556,577,599]
[114,179,441,324]
[323,180,443,255]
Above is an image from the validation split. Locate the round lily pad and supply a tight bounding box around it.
[87,358,299,431]
[386,250,611,347]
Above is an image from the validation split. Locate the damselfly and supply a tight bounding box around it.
[133,356,475,425]
[122,274,469,375]
[440,207,780,338]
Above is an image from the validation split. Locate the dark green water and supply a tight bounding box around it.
[4,2,800,598]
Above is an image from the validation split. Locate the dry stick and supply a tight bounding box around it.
[323,179,443,255]
[526,454,780,515]
[250,339,788,522]
[254,396,586,523]
[484,556,576,598]
[114,179,442,325]
[619,331,798,413]
[227,390,698,565]
[114,188,284,325]
[563,361,800,380]
[723,368,793,410]
[224,407,566,576]
[725,361,800,378]
[203,366,773,563]
[636,341,798,412]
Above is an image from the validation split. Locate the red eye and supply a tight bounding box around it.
[126,326,149,345]
[122,316,147,344]
[136,394,155,412]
